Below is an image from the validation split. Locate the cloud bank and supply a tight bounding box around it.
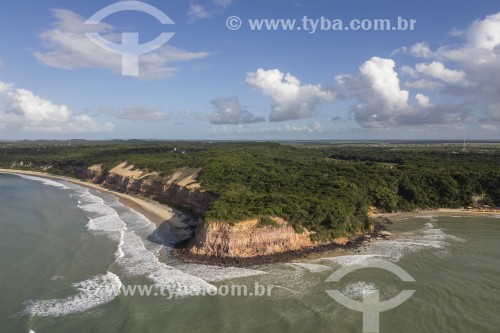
[0,81,113,133]
[35,9,209,80]
[245,68,336,122]
[209,96,265,124]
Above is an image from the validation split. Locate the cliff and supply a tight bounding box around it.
[175,217,365,266]
[11,161,361,262]
[79,163,214,214]
[189,217,315,257]
[79,163,360,261]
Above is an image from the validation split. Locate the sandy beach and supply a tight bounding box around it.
[370,208,500,221]
[0,169,173,226]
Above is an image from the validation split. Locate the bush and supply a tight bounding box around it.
[256,217,279,228]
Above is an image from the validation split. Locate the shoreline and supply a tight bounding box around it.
[0,169,173,226]
[370,208,500,220]
[1,168,498,267]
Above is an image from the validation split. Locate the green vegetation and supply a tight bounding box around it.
[1,140,499,240]
[256,217,279,228]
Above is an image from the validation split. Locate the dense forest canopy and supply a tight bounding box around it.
[1,141,499,240]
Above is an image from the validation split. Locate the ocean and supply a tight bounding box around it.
[0,173,499,333]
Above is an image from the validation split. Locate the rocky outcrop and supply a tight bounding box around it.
[189,217,315,257]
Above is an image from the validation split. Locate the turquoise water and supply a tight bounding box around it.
[1,173,499,333]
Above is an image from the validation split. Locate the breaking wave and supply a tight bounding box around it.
[24,272,122,317]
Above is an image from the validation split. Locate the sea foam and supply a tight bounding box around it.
[287,262,333,273]
[313,254,382,267]
[343,281,378,299]
[309,221,465,269]
[20,177,268,304]
[16,174,69,189]
[117,231,216,296]
[176,263,267,282]
[24,272,122,317]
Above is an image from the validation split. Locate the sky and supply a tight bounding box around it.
[0,0,499,140]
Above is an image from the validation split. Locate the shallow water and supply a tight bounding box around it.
[1,174,499,333]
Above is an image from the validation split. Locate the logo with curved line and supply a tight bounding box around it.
[84,1,175,76]
[325,259,416,333]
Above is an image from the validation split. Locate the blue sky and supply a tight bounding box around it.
[0,0,499,140]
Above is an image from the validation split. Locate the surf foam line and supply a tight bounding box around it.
[20,177,262,303]
[75,187,266,286]
[72,186,217,298]
[310,221,465,269]
[252,221,466,298]
[15,174,70,189]
[24,272,122,317]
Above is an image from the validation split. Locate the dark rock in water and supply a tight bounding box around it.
[147,230,164,245]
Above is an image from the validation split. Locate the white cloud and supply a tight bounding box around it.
[188,0,232,21]
[414,61,466,84]
[284,121,323,133]
[414,12,500,67]
[401,61,469,90]
[400,65,417,76]
[339,57,414,127]
[188,4,213,20]
[359,57,411,112]
[409,42,433,58]
[404,79,441,90]
[35,9,209,80]
[0,81,114,133]
[339,57,470,127]
[209,120,325,136]
[462,12,500,53]
[405,12,500,122]
[325,12,500,131]
[209,96,265,124]
[245,68,336,122]
[415,93,431,108]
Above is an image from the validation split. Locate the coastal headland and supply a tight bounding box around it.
[1,141,499,265]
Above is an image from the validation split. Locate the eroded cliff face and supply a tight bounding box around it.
[78,164,214,214]
[75,163,353,259]
[189,217,316,257]
[8,161,359,260]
